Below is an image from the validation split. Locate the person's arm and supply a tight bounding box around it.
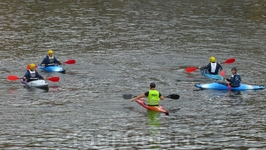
[41,56,48,66]
[54,57,62,65]
[199,63,209,70]
[218,63,223,71]
[198,66,206,70]
[36,71,45,80]
[130,92,148,102]
[23,71,30,81]
[225,76,231,82]
[159,93,164,100]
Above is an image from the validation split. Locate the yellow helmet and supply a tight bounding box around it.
[29,63,36,69]
[210,56,216,63]
[48,49,54,54]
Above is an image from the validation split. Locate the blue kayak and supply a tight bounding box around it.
[195,82,265,91]
[38,65,65,73]
[201,69,224,80]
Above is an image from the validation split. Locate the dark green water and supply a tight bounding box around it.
[0,0,266,149]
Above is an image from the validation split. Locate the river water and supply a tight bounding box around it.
[1,0,266,149]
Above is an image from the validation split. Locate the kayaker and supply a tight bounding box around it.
[41,49,62,67]
[198,56,223,75]
[23,63,46,82]
[130,82,164,106]
[225,67,241,87]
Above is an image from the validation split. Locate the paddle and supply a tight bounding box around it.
[7,75,60,82]
[227,83,231,90]
[185,58,236,73]
[220,70,225,76]
[219,71,231,90]
[122,94,180,100]
[63,59,76,64]
[26,59,76,69]
[221,58,235,64]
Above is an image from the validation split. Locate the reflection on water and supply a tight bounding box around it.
[49,85,60,92]
[200,90,245,107]
[147,110,160,133]
[146,110,161,149]
[223,91,245,107]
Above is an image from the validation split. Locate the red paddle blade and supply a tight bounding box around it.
[220,70,225,76]
[185,67,197,73]
[64,59,76,64]
[7,75,20,81]
[223,58,235,64]
[48,76,60,82]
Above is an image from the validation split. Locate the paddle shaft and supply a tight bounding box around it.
[7,75,59,82]
[186,58,235,73]
[123,94,179,100]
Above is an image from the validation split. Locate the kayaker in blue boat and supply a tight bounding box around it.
[199,56,223,75]
[225,67,241,87]
[23,63,46,82]
[41,50,62,67]
[130,82,164,106]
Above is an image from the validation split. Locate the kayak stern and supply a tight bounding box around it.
[135,99,169,115]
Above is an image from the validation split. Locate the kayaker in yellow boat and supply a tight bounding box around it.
[130,82,164,106]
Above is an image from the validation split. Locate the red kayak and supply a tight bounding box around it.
[135,99,169,115]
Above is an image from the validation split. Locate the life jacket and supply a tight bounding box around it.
[147,90,160,106]
[210,62,217,73]
[230,74,241,87]
[28,70,38,81]
[49,56,54,63]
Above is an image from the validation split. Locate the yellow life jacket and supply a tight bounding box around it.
[147,89,160,105]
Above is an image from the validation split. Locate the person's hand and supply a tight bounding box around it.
[198,66,201,69]
[130,99,135,102]
[42,64,45,66]
[43,77,46,80]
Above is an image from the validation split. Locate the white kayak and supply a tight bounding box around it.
[20,79,49,91]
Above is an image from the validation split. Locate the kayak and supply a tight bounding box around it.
[201,69,224,80]
[38,65,65,73]
[20,79,49,91]
[135,99,169,115]
[195,82,265,91]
